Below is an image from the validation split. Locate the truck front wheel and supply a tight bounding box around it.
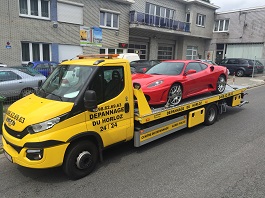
[204,104,218,126]
[63,140,98,180]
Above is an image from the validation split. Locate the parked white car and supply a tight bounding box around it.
[118,53,140,62]
[0,63,7,67]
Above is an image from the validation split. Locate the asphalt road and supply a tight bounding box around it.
[0,85,265,198]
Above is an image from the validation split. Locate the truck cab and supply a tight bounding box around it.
[2,54,135,180]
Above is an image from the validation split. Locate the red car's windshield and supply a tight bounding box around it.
[146,62,185,75]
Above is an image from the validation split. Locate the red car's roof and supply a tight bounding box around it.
[162,60,204,63]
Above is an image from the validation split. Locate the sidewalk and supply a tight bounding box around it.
[227,73,265,88]
[0,73,265,154]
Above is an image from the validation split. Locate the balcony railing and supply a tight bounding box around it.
[129,11,190,32]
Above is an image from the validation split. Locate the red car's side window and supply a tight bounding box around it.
[185,62,202,73]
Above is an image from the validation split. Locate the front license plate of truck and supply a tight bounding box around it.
[4,150,13,163]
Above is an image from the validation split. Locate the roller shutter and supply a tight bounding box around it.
[58,45,83,62]
[226,43,263,59]
[58,1,83,24]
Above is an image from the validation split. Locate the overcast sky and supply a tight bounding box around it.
[210,0,265,12]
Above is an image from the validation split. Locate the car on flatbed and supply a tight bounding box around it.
[132,60,228,106]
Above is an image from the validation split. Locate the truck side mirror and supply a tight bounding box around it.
[84,90,98,112]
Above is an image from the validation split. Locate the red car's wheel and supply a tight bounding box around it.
[213,75,226,94]
[166,83,182,106]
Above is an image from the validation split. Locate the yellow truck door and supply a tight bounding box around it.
[85,65,134,147]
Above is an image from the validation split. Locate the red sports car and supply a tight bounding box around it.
[132,60,228,106]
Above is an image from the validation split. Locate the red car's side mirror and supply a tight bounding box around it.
[185,69,196,75]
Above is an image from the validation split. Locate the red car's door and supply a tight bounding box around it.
[182,62,212,97]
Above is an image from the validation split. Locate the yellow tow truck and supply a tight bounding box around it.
[2,54,248,180]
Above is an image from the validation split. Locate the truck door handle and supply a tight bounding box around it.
[124,103,129,113]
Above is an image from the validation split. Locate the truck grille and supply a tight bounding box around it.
[4,124,29,139]
[3,137,23,154]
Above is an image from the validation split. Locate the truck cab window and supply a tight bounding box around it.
[90,66,124,104]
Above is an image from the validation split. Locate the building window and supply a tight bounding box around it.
[186,46,198,60]
[128,44,147,59]
[145,3,175,27]
[196,14,205,27]
[158,46,173,60]
[100,11,119,29]
[22,42,51,63]
[186,13,190,23]
[100,48,124,54]
[19,0,50,19]
[214,19,230,32]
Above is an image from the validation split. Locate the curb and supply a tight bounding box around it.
[0,135,2,154]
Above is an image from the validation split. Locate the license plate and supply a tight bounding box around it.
[4,150,13,163]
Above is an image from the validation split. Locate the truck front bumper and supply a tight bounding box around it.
[2,136,69,169]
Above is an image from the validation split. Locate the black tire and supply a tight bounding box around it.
[166,83,182,106]
[236,69,244,77]
[212,75,226,94]
[20,88,34,98]
[204,104,218,126]
[63,140,98,180]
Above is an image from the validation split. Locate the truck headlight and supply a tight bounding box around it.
[29,117,61,133]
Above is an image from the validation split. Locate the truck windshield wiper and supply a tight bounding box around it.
[48,92,63,101]
[39,87,62,101]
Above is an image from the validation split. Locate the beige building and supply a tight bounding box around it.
[1,0,221,66]
[210,6,265,64]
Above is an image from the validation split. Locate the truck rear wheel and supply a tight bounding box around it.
[204,104,218,126]
[63,140,98,180]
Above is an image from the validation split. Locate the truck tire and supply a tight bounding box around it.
[63,140,98,180]
[204,104,218,126]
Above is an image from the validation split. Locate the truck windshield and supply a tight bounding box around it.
[36,65,95,102]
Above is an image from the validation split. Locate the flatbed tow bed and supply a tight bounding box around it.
[133,85,248,147]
